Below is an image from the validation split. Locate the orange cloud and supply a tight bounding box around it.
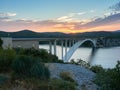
[0,12,120,33]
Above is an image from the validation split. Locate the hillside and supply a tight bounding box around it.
[0,30,120,38]
[46,63,97,90]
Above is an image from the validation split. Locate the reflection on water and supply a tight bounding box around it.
[39,45,120,68]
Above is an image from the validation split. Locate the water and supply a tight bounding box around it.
[39,45,120,68]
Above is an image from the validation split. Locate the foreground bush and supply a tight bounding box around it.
[90,65,105,73]
[30,58,50,79]
[0,78,76,90]
[60,72,74,82]
[0,49,16,72]
[70,59,90,68]
[12,55,33,77]
[50,78,77,90]
[94,61,120,90]
[60,71,78,86]
[12,55,50,79]
[14,48,63,63]
[0,38,3,48]
[0,75,8,86]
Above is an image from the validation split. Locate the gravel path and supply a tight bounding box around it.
[45,63,98,90]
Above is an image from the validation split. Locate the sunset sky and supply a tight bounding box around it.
[0,0,120,33]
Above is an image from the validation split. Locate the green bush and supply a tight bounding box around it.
[18,78,76,90]
[12,55,50,79]
[76,59,90,68]
[60,72,74,82]
[50,78,77,90]
[70,59,90,68]
[60,71,78,86]
[94,61,120,90]
[14,48,61,63]
[0,49,16,72]
[0,75,8,86]
[90,65,104,73]
[0,38,3,48]
[30,59,50,79]
[12,55,33,77]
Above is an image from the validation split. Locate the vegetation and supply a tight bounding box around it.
[0,46,120,90]
[70,59,120,90]
[60,71,78,86]
[91,61,120,90]
[14,48,63,63]
[12,55,49,79]
[70,59,90,68]
[49,78,77,90]
[0,38,3,48]
[90,65,105,73]
[1,30,120,38]
[0,47,77,90]
[0,49,16,72]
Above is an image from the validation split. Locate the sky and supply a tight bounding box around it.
[0,0,120,33]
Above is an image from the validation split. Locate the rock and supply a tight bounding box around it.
[45,63,98,90]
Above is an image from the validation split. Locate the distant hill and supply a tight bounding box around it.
[0,29,120,38]
[115,30,120,32]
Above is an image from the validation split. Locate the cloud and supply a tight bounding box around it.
[0,11,120,33]
[57,13,75,22]
[56,12,86,22]
[0,12,17,17]
[74,13,120,30]
[0,17,11,22]
[104,12,112,17]
[110,1,120,11]
[77,12,86,15]
[90,10,95,13]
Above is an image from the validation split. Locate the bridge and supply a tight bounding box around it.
[1,37,97,62]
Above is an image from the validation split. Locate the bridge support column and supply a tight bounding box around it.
[61,40,64,60]
[49,41,52,54]
[72,39,75,46]
[69,40,71,47]
[65,39,67,60]
[54,40,57,55]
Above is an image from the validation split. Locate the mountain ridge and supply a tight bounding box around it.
[0,29,120,38]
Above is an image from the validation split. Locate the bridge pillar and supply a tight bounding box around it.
[65,39,68,60]
[49,41,52,54]
[54,40,57,55]
[69,40,71,47]
[72,39,75,46]
[61,40,64,60]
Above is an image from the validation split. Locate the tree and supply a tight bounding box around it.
[0,38,3,48]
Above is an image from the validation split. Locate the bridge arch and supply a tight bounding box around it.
[63,39,96,62]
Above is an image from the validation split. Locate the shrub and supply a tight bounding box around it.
[0,38,3,48]
[0,49,16,72]
[50,78,77,90]
[14,48,61,63]
[30,59,50,79]
[59,71,78,86]
[12,55,33,77]
[76,59,90,68]
[70,59,76,64]
[12,55,50,79]
[70,59,90,68]
[18,78,76,90]
[0,75,8,86]
[94,61,120,90]
[90,65,104,73]
[60,72,74,82]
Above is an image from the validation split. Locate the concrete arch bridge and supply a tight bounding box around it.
[1,37,97,62]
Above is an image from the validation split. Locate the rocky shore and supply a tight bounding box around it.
[46,63,98,90]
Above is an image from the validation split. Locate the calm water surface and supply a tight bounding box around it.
[39,45,120,68]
